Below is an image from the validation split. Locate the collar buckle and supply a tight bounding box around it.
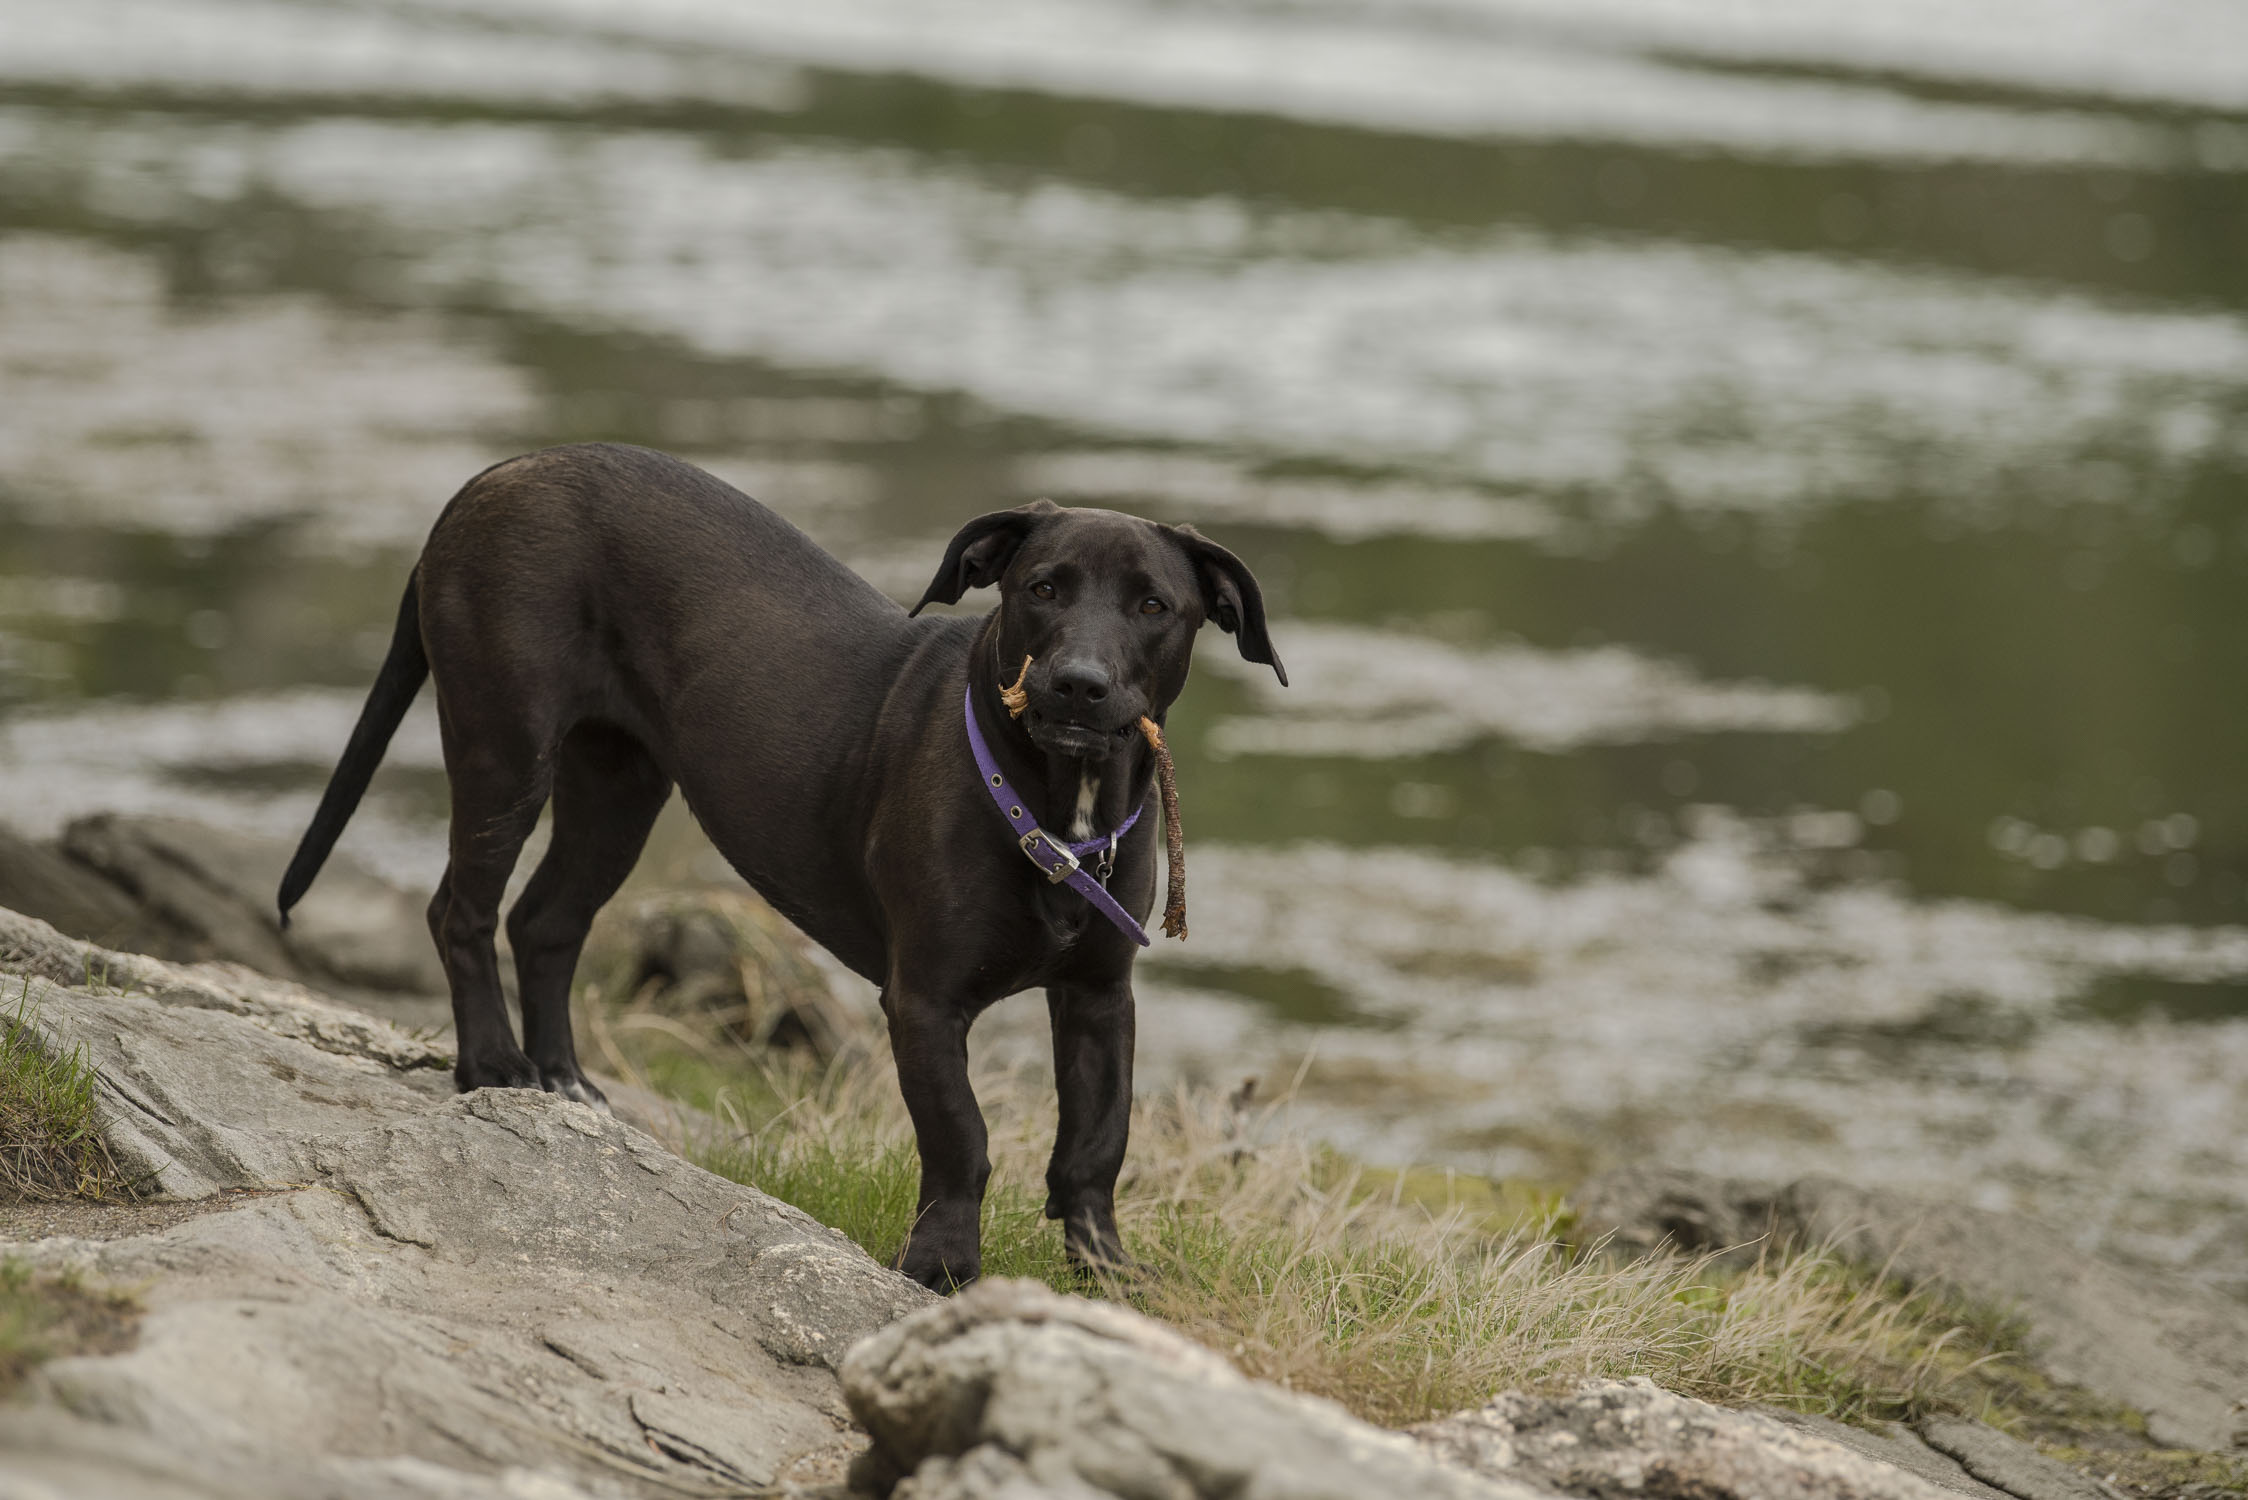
[1019,829,1081,884]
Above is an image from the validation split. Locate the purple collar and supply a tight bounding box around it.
[963,685,1150,947]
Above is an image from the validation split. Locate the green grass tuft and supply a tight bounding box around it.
[1,977,125,1202]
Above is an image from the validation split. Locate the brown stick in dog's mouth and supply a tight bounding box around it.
[999,655,1033,719]
[1136,716,1186,941]
[997,655,1186,940]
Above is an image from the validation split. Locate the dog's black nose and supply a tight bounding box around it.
[1050,662,1111,705]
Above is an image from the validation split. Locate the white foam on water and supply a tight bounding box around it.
[0,0,805,112]
[694,459,882,516]
[0,234,533,547]
[1132,821,2248,1282]
[25,117,2236,531]
[5,0,2228,169]
[1426,0,2248,115]
[0,225,889,547]
[101,0,2207,167]
[0,687,446,887]
[1202,620,1857,756]
[1018,451,1564,545]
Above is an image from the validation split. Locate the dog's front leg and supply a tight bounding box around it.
[885,988,989,1291]
[1044,977,1136,1275]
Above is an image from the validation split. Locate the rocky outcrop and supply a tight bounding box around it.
[841,1278,1544,1500]
[0,893,2221,1500]
[0,904,449,1105]
[1758,1411,2015,1500]
[0,811,864,1053]
[580,889,862,1061]
[1573,1166,2248,1454]
[0,820,170,958]
[1915,1417,2120,1500]
[838,1282,2051,1500]
[1415,1379,1958,1500]
[0,907,932,1498]
[0,812,444,1002]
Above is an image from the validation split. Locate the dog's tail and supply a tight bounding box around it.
[277,574,429,927]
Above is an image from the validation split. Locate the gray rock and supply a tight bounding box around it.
[0,820,173,957]
[1916,1417,2122,1500]
[59,812,304,982]
[0,904,933,1499]
[581,889,866,1061]
[2,904,449,1075]
[61,812,447,995]
[1572,1164,1785,1266]
[1575,1165,2248,1453]
[841,1278,1544,1500]
[1787,1178,2248,1456]
[894,1447,1111,1500]
[1415,1378,1955,1500]
[0,1404,615,1500]
[1758,1410,2011,1500]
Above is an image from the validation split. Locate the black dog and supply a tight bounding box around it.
[278,443,1284,1289]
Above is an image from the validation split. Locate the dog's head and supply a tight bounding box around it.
[910,499,1286,761]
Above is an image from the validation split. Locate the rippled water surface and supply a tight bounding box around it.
[5,0,2247,1293]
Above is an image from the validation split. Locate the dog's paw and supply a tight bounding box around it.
[1064,1237,1147,1288]
[898,1257,978,1294]
[455,1050,542,1092]
[1059,1204,1144,1286]
[539,1065,610,1112]
[894,1234,980,1294]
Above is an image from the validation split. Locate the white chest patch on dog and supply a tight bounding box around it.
[1071,772,1099,840]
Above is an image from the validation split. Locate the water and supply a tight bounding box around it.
[3,0,2247,1293]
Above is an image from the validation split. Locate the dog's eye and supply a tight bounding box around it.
[1139,597,1167,616]
[1030,580,1056,601]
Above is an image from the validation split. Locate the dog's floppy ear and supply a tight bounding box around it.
[1173,525,1287,686]
[909,499,1060,615]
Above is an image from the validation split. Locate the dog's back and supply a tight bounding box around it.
[422,447,894,731]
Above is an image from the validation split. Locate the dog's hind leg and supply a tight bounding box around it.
[428,701,555,1093]
[504,722,671,1109]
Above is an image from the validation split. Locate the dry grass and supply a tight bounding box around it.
[1099,1093,1983,1427]
[583,962,1995,1431]
[0,978,126,1203]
